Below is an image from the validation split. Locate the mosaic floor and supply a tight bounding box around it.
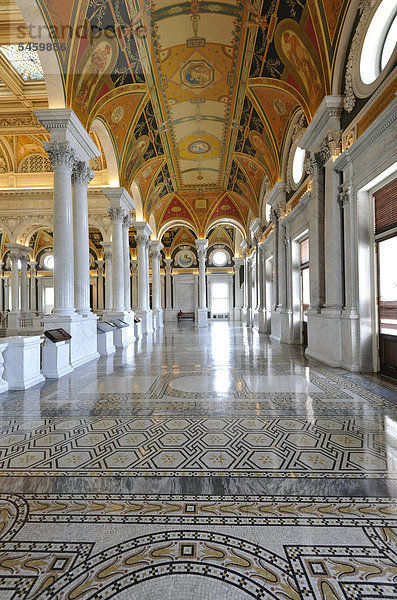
[1,322,397,599]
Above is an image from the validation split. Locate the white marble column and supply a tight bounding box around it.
[165,258,172,309]
[9,252,20,313]
[246,257,253,327]
[28,260,37,313]
[134,222,153,333]
[0,262,4,313]
[72,161,94,315]
[96,259,104,311]
[136,234,148,311]
[131,258,138,309]
[107,207,125,313]
[195,239,208,327]
[43,141,76,315]
[20,255,29,313]
[150,240,163,328]
[37,277,43,313]
[308,153,325,313]
[102,244,112,311]
[233,257,244,321]
[258,248,267,332]
[122,215,132,312]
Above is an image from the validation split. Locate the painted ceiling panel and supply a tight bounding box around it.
[30,0,354,231]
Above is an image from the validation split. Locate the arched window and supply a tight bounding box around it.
[43,254,54,270]
[360,0,397,84]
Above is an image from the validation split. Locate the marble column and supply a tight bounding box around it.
[122,215,132,312]
[195,239,208,327]
[43,141,76,315]
[136,234,148,311]
[233,257,244,321]
[246,257,253,327]
[308,152,325,313]
[9,252,20,313]
[0,262,4,313]
[131,258,138,309]
[20,255,29,313]
[37,277,43,313]
[96,259,104,311]
[165,258,172,309]
[72,161,94,315]
[150,240,163,328]
[4,278,9,311]
[134,222,153,333]
[107,207,125,313]
[258,248,267,333]
[28,261,37,313]
[102,245,112,311]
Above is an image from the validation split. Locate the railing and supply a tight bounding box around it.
[19,317,33,328]
[0,314,8,329]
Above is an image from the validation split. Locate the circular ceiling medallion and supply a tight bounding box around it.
[111,106,124,123]
[188,140,211,155]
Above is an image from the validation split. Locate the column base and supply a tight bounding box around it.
[135,309,153,334]
[164,308,177,322]
[258,308,269,333]
[103,311,135,347]
[43,313,100,370]
[246,308,254,328]
[152,308,164,329]
[231,308,242,322]
[195,308,208,327]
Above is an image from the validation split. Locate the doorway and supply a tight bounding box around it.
[299,238,310,346]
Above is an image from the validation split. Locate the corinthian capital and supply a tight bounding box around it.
[72,161,95,186]
[135,234,148,247]
[107,207,126,223]
[43,141,77,171]
[122,214,133,229]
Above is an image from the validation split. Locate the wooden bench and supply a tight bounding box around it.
[178,311,195,321]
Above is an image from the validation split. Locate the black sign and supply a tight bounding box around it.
[44,328,72,343]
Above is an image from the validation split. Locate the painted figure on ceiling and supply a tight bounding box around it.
[76,43,111,109]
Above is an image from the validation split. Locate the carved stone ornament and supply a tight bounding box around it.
[122,215,133,229]
[135,234,148,247]
[72,161,95,186]
[43,141,77,171]
[344,0,372,112]
[107,207,126,223]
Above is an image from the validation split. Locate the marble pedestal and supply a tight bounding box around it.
[6,312,19,336]
[152,308,164,329]
[195,308,208,328]
[0,342,8,393]
[3,335,45,390]
[135,309,153,334]
[43,313,99,369]
[42,340,73,379]
[97,331,116,356]
[134,321,143,339]
[104,312,135,348]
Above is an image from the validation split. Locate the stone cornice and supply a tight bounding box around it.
[283,190,311,225]
[333,96,397,172]
[299,96,344,151]
[35,109,99,162]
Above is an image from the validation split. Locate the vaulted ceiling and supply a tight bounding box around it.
[1,0,352,234]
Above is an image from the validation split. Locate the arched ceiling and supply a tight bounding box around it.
[11,0,351,232]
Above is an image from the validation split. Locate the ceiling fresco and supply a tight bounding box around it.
[20,0,352,232]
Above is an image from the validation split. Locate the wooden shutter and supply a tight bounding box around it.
[374,178,397,235]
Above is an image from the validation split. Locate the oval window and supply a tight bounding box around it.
[360,0,397,84]
[292,146,306,185]
[212,250,227,266]
[43,254,54,270]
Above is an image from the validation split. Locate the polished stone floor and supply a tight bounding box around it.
[1,322,397,599]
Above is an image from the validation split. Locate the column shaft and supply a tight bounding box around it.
[165,259,172,309]
[136,236,148,310]
[20,256,28,312]
[72,161,94,315]
[107,207,125,313]
[123,216,132,312]
[43,141,76,315]
[97,260,104,310]
[9,254,20,312]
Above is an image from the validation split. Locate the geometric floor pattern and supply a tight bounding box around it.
[2,493,397,599]
[1,322,397,599]
[1,415,396,478]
